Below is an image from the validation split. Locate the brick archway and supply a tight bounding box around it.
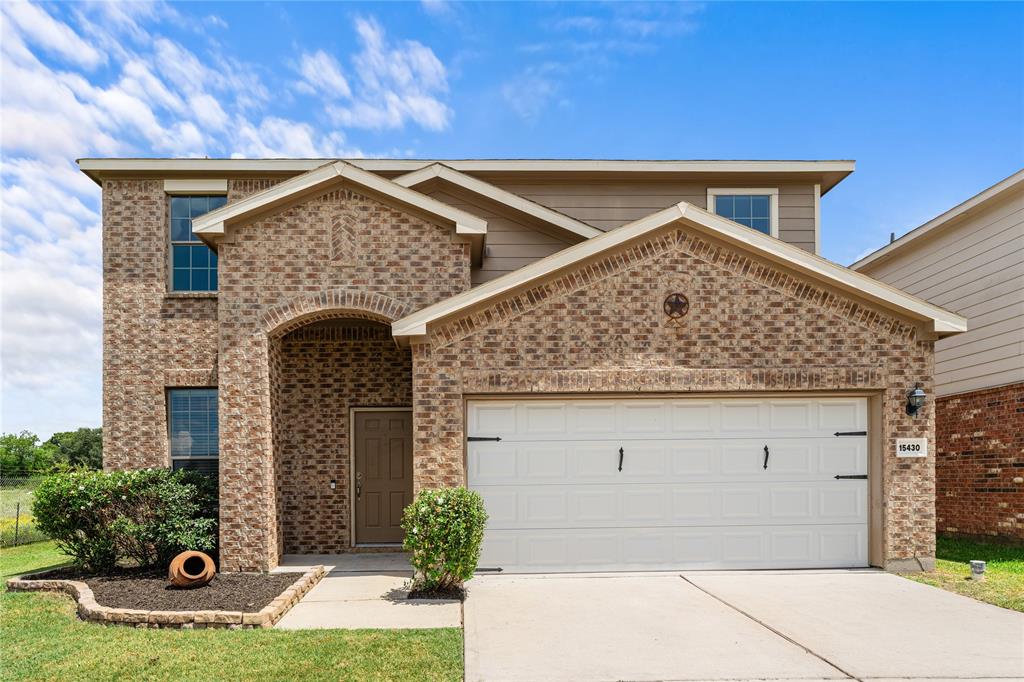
[262,289,411,338]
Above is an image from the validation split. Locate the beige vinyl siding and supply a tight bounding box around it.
[494,181,818,252]
[859,190,1024,396]
[424,187,578,285]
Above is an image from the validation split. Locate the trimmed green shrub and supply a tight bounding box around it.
[401,487,488,591]
[32,469,218,572]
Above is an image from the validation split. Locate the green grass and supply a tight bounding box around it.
[0,542,463,682]
[0,485,47,547]
[907,535,1024,612]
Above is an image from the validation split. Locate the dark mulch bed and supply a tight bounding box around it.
[408,585,464,601]
[31,567,299,612]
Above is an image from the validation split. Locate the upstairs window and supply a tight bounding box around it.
[708,188,778,237]
[168,388,218,474]
[170,195,226,292]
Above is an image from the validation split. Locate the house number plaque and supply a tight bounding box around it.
[896,437,928,458]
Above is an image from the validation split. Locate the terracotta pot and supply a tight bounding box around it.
[168,550,216,588]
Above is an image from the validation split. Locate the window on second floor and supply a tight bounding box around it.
[708,189,778,237]
[168,388,218,474]
[170,195,226,292]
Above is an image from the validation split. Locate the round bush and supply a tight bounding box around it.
[32,469,218,572]
[401,487,487,591]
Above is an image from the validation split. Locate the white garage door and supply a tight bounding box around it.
[467,398,869,572]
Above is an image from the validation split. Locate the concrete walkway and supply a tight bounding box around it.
[465,569,1024,682]
[272,553,461,630]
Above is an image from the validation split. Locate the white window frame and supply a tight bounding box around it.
[707,187,780,238]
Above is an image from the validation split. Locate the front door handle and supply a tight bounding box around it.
[763,445,770,470]
[356,471,363,499]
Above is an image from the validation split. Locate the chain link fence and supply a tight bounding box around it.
[1,474,48,547]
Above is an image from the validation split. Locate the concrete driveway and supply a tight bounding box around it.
[464,569,1024,682]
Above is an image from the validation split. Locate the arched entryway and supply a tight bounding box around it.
[268,311,413,556]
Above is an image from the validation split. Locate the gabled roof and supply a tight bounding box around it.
[851,169,1024,271]
[393,163,602,241]
[189,160,487,241]
[392,202,967,340]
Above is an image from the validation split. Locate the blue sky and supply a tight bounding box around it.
[1,1,1022,438]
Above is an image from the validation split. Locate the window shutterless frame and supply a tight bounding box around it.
[164,181,228,294]
[166,387,219,472]
[707,187,780,238]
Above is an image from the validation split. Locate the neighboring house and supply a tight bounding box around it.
[851,170,1024,542]
[79,157,965,573]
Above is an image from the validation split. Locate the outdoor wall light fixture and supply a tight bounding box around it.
[906,383,927,416]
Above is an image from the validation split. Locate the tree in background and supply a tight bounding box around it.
[0,428,102,475]
[0,431,56,475]
[46,428,103,470]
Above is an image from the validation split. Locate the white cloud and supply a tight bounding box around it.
[3,1,105,69]
[295,50,351,98]
[0,4,451,437]
[328,17,451,131]
[501,66,561,122]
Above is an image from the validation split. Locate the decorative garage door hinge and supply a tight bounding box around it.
[467,436,502,442]
[833,431,867,437]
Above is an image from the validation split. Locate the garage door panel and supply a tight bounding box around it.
[470,398,866,441]
[472,439,866,485]
[468,398,869,572]
[478,525,868,571]
[478,482,867,529]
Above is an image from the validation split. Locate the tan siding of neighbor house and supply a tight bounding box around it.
[492,180,819,252]
[423,186,579,285]
[858,190,1024,396]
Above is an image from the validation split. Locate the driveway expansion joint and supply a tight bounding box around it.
[679,574,861,682]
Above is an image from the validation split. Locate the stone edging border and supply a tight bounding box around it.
[5,565,326,629]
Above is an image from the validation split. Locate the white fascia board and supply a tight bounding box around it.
[851,168,1024,271]
[394,164,602,240]
[190,161,486,237]
[392,201,967,339]
[164,179,228,194]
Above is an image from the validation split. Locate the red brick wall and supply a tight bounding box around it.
[272,321,412,554]
[412,226,937,568]
[936,382,1024,541]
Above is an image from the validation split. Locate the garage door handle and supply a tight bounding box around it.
[618,447,624,472]
[835,474,868,480]
[763,445,769,470]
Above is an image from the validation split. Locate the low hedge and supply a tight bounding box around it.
[402,487,487,592]
[32,469,217,572]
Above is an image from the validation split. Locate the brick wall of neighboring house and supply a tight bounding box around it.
[272,321,412,554]
[936,382,1024,541]
[217,184,471,571]
[411,226,937,569]
[102,180,219,470]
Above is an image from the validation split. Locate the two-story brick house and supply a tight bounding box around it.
[79,158,965,573]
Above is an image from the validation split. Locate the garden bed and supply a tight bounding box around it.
[6,565,325,628]
[28,566,299,612]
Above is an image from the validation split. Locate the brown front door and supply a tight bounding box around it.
[353,410,413,545]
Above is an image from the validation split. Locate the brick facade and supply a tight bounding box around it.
[936,382,1024,541]
[216,185,469,571]
[103,175,940,572]
[411,227,937,568]
[273,321,412,554]
[102,180,218,471]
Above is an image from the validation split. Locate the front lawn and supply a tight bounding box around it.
[906,535,1024,612]
[0,542,463,682]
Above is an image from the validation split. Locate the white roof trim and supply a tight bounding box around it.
[851,169,1024,271]
[189,161,487,238]
[77,158,856,193]
[392,202,967,339]
[394,164,602,240]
